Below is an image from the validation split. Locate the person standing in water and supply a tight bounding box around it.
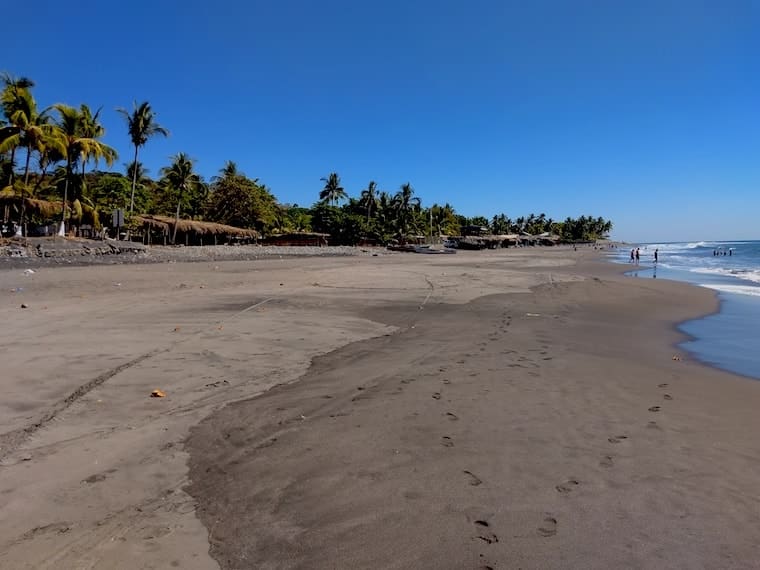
[635,248,640,265]
[654,248,659,264]
[630,249,635,263]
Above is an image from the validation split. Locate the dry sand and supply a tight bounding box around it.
[1,248,759,569]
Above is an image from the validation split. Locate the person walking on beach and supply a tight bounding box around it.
[635,248,640,265]
[630,249,635,263]
[654,248,658,264]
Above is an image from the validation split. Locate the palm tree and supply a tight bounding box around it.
[52,104,83,230]
[124,160,150,211]
[116,101,169,214]
[0,73,35,186]
[78,104,117,180]
[52,104,115,231]
[0,88,57,225]
[319,172,346,205]
[375,191,393,236]
[125,160,149,185]
[33,129,65,195]
[160,153,202,244]
[217,160,241,180]
[392,182,420,239]
[359,180,378,223]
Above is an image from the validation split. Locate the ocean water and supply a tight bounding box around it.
[611,240,760,380]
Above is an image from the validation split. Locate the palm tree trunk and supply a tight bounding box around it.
[34,162,48,194]
[19,147,33,236]
[129,145,139,214]
[8,147,16,186]
[23,146,32,186]
[61,156,71,233]
[172,192,182,245]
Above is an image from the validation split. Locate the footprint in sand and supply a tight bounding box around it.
[463,470,483,486]
[537,517,558,537]
[401,378,416,385]
[441,436,454,448]
[474,520,498,544]
[647,421,661,430]
[648,406,661,412]
[82,473,107,484]
[442,379,451,385]
[663,394,673,401]
[600,455,614,468]
[555,480,580,494]
[608,435,628,444]
[446,412,459,421]
[432,392,442,400]
[255,437,277,449]
[658,383,669,388]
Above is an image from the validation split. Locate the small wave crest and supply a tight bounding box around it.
[699,284,760,297]
[691,267,760,284]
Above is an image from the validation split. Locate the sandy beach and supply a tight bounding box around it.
[2,248,760,569]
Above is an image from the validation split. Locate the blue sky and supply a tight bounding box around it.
[6,0,759,241]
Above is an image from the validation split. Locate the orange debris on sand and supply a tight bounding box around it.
[151,389,167,398]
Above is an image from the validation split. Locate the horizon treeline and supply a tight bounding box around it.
[0,72,612,244]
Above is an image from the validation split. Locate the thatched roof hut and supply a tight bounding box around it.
[0,194,62,219]
[458,234,521,249]
[134,215,258,245]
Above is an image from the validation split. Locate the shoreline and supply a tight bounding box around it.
[185,251,760,569]
[2,249,760,568]
[605,253,760,382]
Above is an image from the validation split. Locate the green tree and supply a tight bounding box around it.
[431,203,460,236]
[123,161,152,212]
[284,205,312,232]
[206,162,278,232]
[319,172,346,205]
[392,182,420,239]
[490,213,511,234]
[52,104,117,228]
[0,72,35,186]
[0,86,59,232]
[90,173,133,217]
[117,101,168,214]
[78,105,117,182]
[159,153,203,244]
[359,180,378,223]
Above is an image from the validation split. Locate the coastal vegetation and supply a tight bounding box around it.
[0,72,612,244]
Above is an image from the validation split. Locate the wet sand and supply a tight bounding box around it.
[2,249,760,568]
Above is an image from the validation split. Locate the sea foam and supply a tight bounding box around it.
[698,283,760,297]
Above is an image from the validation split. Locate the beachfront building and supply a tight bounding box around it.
[133,214,258,246]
